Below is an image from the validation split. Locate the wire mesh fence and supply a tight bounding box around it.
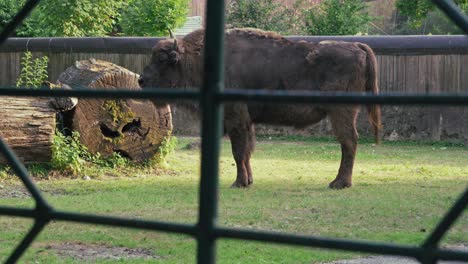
[0,0,467,263]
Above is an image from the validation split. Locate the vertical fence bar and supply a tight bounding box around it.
[431,0,468,34]
[196,0,225,263]
[0,0,41,44]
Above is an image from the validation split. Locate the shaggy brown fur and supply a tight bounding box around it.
[140,28,382,189]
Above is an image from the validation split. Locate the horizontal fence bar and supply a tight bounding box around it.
[0,207,197,236]
[50,210,197,236]
[0,207,36,218]
[215,227,423,258]
[2,35,468,55]
[215,227,468,262]
[1,87,468,105]
[219,90,468,105]
[0,87,200,100]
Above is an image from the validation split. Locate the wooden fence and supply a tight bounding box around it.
[1,36,467,143]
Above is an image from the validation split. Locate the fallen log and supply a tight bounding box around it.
[0,96,56,164]
[57,59,173,162]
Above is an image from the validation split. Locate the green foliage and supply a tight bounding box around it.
[52,131,91,174]
[18,0,124,37]
[16,51,49,89]
[102,100,135,124]
[304,0,372,35]
[226,0,302,35]
[149,135,178,168]
[120,0,189,36]
[0,0,21,32]
[52,131,128,175]
[396,0,468,34]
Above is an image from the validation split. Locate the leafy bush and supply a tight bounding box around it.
[303,0,372,35]
[120,0,189,36]
[52,131,129,175]
[51,131,91,174]
[148,136,178,168]
[396,0,468,34]
[16,51,49,88]
[0,0,21,32]
[18,0,124,37]
[226,0,302,35]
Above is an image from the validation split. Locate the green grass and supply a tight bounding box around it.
[0,136,467,263]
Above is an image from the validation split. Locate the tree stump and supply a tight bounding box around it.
[57,59,172,162]
[0,97,56,164]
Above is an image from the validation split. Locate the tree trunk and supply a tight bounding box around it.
[0,97,56,164]
[57,59,173,162]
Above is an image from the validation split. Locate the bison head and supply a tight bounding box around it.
[138,38,184,89]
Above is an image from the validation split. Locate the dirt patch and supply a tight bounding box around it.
[323,244,468,264]
[45,242,159,261]
[0,184,30,198]
[0,181,75,199]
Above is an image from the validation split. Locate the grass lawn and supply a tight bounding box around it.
[0,136,467,263]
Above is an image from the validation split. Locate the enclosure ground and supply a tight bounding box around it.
[0,136,467,263]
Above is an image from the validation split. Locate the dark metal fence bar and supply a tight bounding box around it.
[6,219,49,264]
[436,248,468,262]
[219,90,468,105]
[3,35,468,55]
[0,0,467,262]
[0,87,200,100]
[0,207,36,218]
[1,87,468,105]
[423,189,468,248]
[196,0,225,263]
[215,227,424,258]
[0,206,197,236]
[0,0,40,44]
[50,210,197,236]
[0,138,50,208]
[432,0,468,34]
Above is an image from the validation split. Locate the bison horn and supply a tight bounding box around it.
[168,28,179,51]
[173,38,179,51]
[169,28,174,39]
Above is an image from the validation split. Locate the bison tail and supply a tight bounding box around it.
[358,43,382,144]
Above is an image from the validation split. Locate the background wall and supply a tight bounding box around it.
[1,36,467,143]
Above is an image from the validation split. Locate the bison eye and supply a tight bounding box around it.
[158,52,169,62]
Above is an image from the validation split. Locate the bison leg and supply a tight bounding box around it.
[227,123,255,188]
[328,107,359,189]
[225,103,255,188]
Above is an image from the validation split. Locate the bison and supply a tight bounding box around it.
[139,28,381,189]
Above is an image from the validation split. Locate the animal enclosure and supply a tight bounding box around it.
[1,36,468,143]
[0,0,467,263]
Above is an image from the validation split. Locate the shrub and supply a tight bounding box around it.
[303,0,372,35]
[395,0,468,34]
[52,131,129,174]
[148,135,178,168]
[226,0,301,35]
[0,0,21,32]
[120,0,189,36]
[16,51,49,88]
[51,131,90,174]
[18,0,123,37]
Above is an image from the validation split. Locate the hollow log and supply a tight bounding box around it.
[57,59,172,161]
[0,97,56,164]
